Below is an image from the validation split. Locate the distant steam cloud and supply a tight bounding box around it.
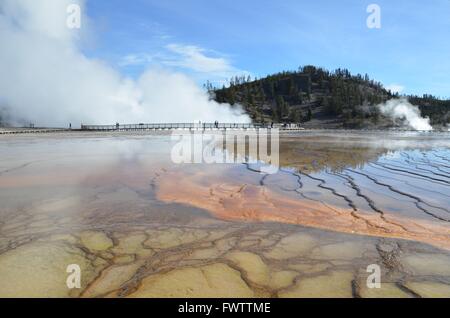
[385,84,404,94]
[0,0,249,127]
[377,98,433,131]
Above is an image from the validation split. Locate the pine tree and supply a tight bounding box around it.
[306,107,312,121]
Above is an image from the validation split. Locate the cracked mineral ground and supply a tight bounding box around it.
[0,131,449,298]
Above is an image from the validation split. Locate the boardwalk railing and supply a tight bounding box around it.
[0,128,71,135]
[80,123,287,131]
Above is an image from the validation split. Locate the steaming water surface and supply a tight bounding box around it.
[0,131,449,298]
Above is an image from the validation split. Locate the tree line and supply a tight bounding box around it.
[211,65,449,128]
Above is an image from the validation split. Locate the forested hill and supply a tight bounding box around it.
[210,65,450,129]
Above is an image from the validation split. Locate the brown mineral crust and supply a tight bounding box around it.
[156,170,450,250]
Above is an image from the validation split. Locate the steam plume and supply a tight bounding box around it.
[377,98,433,131]
[0,0,249,127]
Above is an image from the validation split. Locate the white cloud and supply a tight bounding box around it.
[118,53,153,67]
[385,84,405,94]
[164,44,233,73]
[0,0,250,127]
[119,43,250,86]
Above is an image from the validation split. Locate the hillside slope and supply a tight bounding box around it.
[211,65,450,129]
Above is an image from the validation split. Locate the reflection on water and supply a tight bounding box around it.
[0,131,449,298]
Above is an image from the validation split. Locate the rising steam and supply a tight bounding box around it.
[0,0,249,127]
[377,98,433,131]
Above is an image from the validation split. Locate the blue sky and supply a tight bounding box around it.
[85,0,450,97]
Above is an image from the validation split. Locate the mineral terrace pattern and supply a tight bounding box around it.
[0,132,449,297]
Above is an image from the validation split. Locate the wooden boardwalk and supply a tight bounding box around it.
[0,123,305,134]
[80,123,303,131]
[0,128,71,135]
